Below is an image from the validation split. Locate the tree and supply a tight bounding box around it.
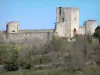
[93,26,100,43]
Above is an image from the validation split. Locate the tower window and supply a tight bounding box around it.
[74,17,76,23]
[74,17,76,21]
[59,7,61,16]
[62,18,64,22]
[17,26,18,29]
[73,28,77,37]
[73,28,76,32]
[12,30,15,32]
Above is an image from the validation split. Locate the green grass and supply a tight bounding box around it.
[1,66,100,75]
[0,37,100,75]
[0,68,76,75]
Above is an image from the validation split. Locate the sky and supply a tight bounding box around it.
[0,0,100,30]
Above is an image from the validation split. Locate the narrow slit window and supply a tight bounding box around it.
[12,30,15,32]
[62,18,64,22]
[59,7,61,16]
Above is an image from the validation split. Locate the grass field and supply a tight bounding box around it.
[0,67,100,75]
[0,69,75,75]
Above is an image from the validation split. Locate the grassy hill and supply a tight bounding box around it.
[0,36,100,75]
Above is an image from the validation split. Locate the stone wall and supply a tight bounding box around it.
[0,29,54,44]
[19,29,54,33]
[78,26,85,35]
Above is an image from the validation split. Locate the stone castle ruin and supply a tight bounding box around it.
[0,7,98,44]
[55,7,97,37]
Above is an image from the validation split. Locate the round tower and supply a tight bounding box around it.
[6,21,20,33]
[85,20,97,35]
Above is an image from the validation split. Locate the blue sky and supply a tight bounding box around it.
[0,0,100,30]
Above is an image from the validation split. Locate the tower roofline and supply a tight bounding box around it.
[57,7,79,9]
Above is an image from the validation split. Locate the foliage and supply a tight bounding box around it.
[93,26,100,43]
[0,44,19,71]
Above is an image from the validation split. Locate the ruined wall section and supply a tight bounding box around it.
[0,29,54,44]
[78,26,85,35]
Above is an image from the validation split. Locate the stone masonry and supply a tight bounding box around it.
[0,7,98,44]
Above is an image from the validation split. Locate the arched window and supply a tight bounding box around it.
[73,28,76,32]
[73,28,77,37]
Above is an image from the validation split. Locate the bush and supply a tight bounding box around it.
[0,44,19,71]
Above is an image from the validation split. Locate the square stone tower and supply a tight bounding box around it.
[55,7,79,37]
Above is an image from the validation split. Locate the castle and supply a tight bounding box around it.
[0,7,98,44]
[56,7,97,37]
